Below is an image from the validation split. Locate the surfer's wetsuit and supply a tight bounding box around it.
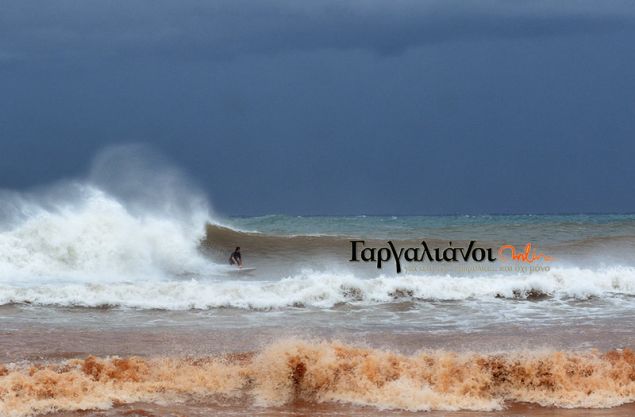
[229,250,242,266]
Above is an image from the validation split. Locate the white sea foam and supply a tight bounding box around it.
[0,145,223,284]
[1,267,635,310]
[0,185,220,282]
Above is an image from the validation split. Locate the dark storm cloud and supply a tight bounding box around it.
[2,1,635,215]
[1,0,633,64]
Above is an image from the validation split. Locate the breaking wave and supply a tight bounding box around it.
[1,266,635,309]
[2,340,635,416]
[0,145,224,284]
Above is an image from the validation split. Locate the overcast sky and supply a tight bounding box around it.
[1,0,635,215]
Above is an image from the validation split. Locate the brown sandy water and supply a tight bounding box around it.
[2,314,635,417]
[45,402,635,417]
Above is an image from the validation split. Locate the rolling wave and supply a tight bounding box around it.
[2,340,635,416]
[1,266,635,309]
[0,184,220,282]
[203,223,635,265]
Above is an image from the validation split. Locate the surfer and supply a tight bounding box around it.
[229,247,242,268]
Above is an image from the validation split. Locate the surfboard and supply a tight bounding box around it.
[227,267,256,274]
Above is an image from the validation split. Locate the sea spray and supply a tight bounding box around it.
[0,145,224,282]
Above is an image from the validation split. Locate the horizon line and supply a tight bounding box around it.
[226,212,635,218]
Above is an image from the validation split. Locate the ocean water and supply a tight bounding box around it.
[1,174,635,416]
